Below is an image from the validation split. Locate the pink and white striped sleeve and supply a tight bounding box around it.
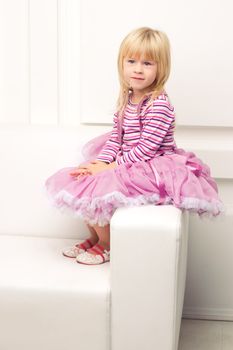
[116,100,175,164]
[96,113,121,164]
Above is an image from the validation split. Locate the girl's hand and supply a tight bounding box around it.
[70,168,91,180]
[85,160,114,175]
[70,160,116,179]
[70,160,116,178]
[69,161,94,178]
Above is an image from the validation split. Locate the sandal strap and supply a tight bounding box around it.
[88,244,109,262]
[88,247,105,262]
[77,238,93,250]
[86,239,92,247]
[94,243,110,253]
[93,243,104,252]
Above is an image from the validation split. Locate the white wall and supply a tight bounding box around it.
[0,0,233,320]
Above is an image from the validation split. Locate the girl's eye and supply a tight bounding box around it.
[144,61,152,66]
[127,59,135,64]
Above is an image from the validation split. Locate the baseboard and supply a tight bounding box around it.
[182,307,233,321]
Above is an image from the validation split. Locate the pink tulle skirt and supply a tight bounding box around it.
[45,146,224,226]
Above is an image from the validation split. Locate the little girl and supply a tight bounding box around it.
[45,27,223,265]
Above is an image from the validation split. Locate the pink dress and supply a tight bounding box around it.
[45,92,224,226]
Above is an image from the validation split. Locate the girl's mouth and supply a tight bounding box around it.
[131,77,144,80]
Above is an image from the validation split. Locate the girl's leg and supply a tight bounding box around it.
[62,223,99,258]
[91,224,110,251]
[76,224,111,264]
[86,223,99,245]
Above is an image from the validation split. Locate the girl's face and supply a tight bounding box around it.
[123,56,157,99]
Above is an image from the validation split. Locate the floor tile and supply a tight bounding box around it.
[220,321,233,350]
[178,319,222,350]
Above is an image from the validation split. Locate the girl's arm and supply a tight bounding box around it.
[95,113,121,164]
[116,100,175,164]
[70,113,120,178]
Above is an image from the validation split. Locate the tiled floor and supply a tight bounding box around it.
[178,319,233,350]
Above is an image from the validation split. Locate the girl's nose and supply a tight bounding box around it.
[134,62,143,74]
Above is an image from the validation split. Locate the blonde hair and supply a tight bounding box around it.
[117,27,171,114]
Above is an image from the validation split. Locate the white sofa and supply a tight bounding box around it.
[0,125,189,350]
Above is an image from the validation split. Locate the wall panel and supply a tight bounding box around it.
[0,0,29,124]
[58,0,80,126]
[175,126,233,179]
[183,198,233,320]
[29,0,58,124]
[79,0,233,127]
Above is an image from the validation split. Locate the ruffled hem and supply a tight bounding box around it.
[48,189,224,227]
[180,196,225,218]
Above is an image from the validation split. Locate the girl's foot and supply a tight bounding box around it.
[76,243,110,265]
[62,237,99,258]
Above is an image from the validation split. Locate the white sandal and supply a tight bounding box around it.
[62,238,93,258]
[76,243,110,265]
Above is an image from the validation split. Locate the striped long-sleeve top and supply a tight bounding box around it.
[96,92,176,165]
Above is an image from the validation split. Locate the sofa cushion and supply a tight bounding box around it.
[0,235,110,350]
